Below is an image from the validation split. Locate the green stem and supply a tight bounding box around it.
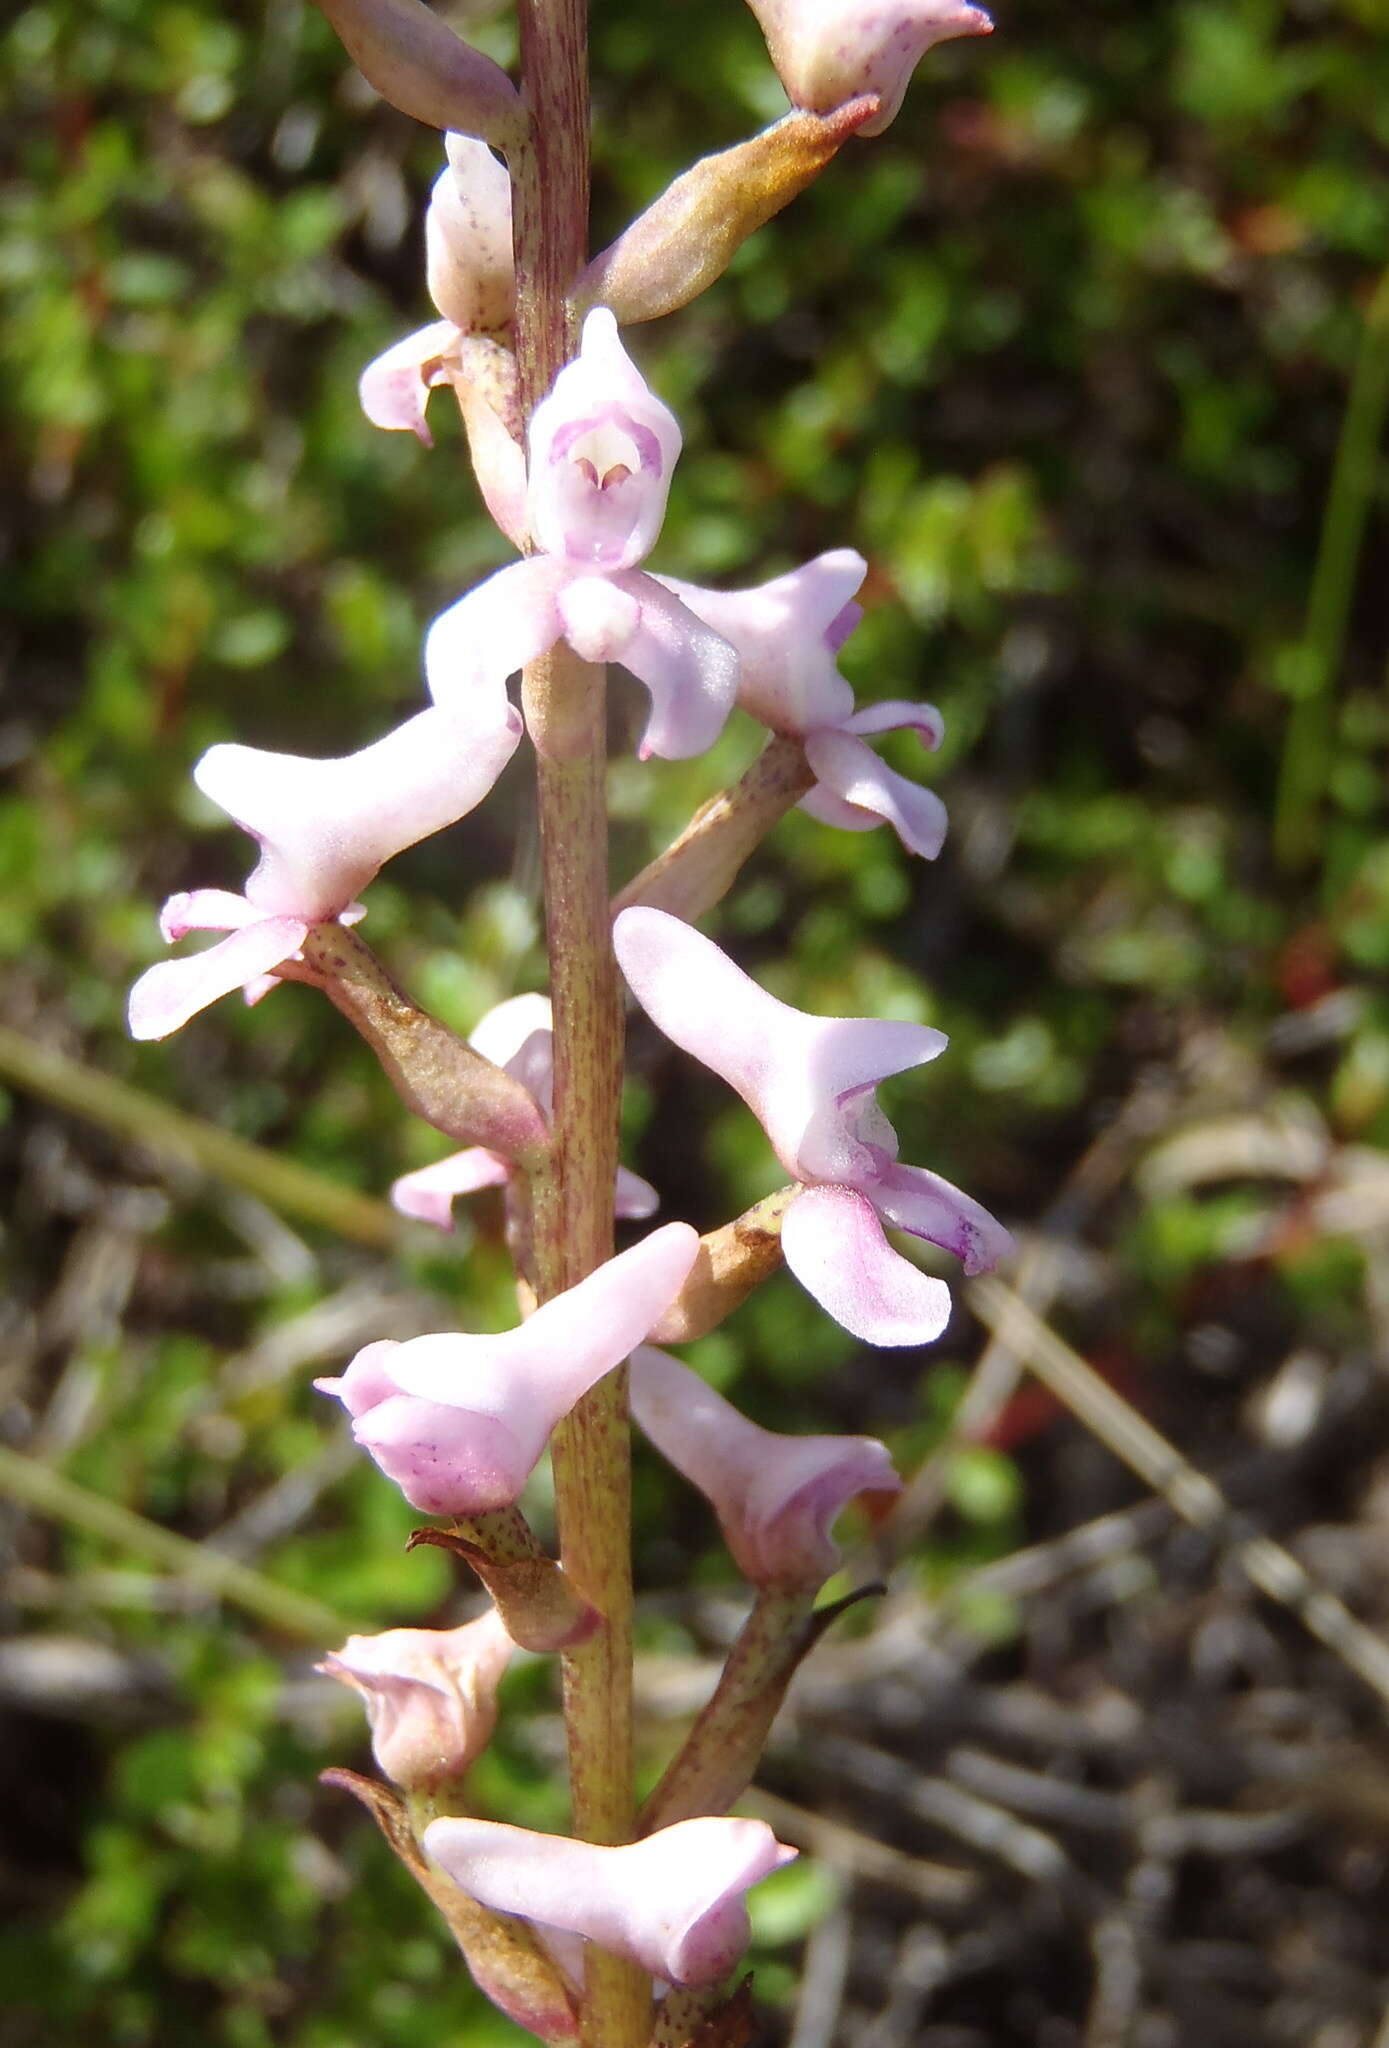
[0,1441,348,1641]
[1273,264,1389,873]
[508,1,646,2041]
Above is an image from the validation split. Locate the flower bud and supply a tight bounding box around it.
[320,1606,514,1792]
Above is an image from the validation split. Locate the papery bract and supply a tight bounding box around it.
[127,704,520,1042]
[614,907,1012,1345]
[392,993,658,1229]
[630,1346,900,1588]
[424,1815,796,1988]
[425,309,741,761]
[314,1223,699,1514]
[320,1606,515,1791]
[746,0,993,137]
[660,551,948,860]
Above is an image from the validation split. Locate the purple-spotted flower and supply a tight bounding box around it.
[424,308,740,761]
[359,134,514,445]
[746,0,993,137]
[614,908,1012,1346]
[319,1606,515,1792]
[424,1815,796,1988]
[127,703,521,1042]
[631,1346,900,1590]
[314,1223,699,1515]
[659,549,948,860]
[392,993,657,1229]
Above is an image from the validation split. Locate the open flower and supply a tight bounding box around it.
[614,908,1012,1346]
[360,133,514,444]
[631,1346,900,1589]
[424,308,741,761]
[315,1223,699,1515]
[424,1815,796,1988]
[746,0,993,137]
[392,993,657,1229]
[320,1606,514,1791]
[127,703,521,1042]
[659,550,948,859]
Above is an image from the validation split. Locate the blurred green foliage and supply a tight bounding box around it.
[3,0,1389,2040]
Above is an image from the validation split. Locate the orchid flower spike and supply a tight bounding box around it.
[614,908,1013,1346]
[631,1347,900,1589]
[424,308,741,761]
[127,702,521,1043]
[392,993,657,1230]
[360,134,515,444]
[315,1222,699,1515]
[319,1606,515,1792]
[660,550,948,860]
[746,0,993,137]
[424,1815,796,1988]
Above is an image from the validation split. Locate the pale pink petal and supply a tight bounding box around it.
[870,1161,1014,1276]
[655,550,864,735]
[631,1347,899,1589]
[390,1148,511,1230]
[748,0,993,136]
[320,1607,514,1789]
[359,319,463,444]
[780,1184,953,1347]
[557,573,642,664]
[424,556,567,720]
[528,309,682,572]
[468,992,554,1074]
[424,1815,796,1988]
[127,916,310,1042]
[842,698,945,750]
[450,362,529,549]
[801,728,948,861]
[425,136,514,333]
[242,973,281,1008]
[316,1224,699,1515]
[159,888,261,943]
[615,574,739,761]
[194,704,522,922]
[613,907,944,1185]
[614,1166,659,1219]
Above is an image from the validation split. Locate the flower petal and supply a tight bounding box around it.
[748,0,993,136]
[615,574,739,761]
[159,888,261,943]
[614,1166,659,1219]
[426,135,514,333]
[870,1161,1014,1276]
[318,1224,699,1515]
[425,556,567,722]
[320,1607,514,1790]
[194,704,523,921]
[802,727,948,860]
[614,907,944,1185]
[527,308,682,572]
[656,550,864,735]
[780,1184,953,1347]
[127,917,310,1041]
[391,1148,512,1230]
[359,319,463,443]
[842,697,945,750]
[424,1815,796,1988]
[557,574,642,664]
[631,1346,899,1589]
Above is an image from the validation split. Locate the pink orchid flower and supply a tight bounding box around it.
[315,1222,699,1515]
[746,0,993,137]
[126,702,521,1042]
[424,1815,796,1988]
[359,134,514,445]
[614,908,1012,1346]
[424,308,740,761]
[659,549,948,859]
[392,992,657,1230]
[319,1606,515,1791]
[630,1346,900,1589]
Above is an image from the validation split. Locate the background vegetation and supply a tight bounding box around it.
[4,0,1389,2041]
